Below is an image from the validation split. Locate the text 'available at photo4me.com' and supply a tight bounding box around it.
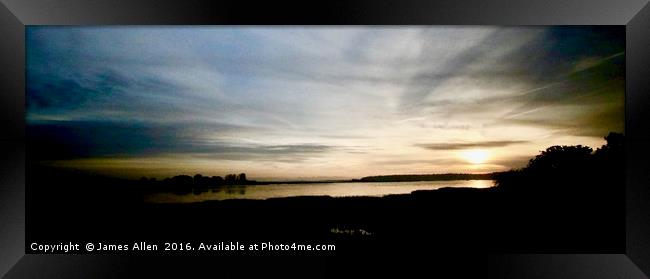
[29,241,337,254]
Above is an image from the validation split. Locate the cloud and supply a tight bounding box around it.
[189,144,337,163]
[402,27,625,139]
[397,27,547,110]
[25,26,625,178]
[415,140,529,151]
[490,155,533,169]
[27,119,339,163]
[371,158,463,166]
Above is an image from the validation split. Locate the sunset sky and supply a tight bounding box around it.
[26,26,625,180]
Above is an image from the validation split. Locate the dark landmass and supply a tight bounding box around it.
[135,171,496,195]
[131,170,498,195]
[26,132,625,254]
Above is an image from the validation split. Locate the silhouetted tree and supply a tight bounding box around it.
[525,145,593,183]
[237,173,247,182]
[209,176,224,187]
[169,175,193,194]
[494,132,624,195]
[224,174,237,184]
[529,145,592,168]
[135,172,250,192]
[594,132,624,168]
[593,132,625,187]
[193,174,209,189]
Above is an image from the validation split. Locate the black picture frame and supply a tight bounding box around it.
[1,0,649,277]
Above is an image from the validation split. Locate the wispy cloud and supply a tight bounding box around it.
[415,140,529,151]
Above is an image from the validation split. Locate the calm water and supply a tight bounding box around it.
[145,180,494,203]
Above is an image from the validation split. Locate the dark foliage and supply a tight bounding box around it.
[494,132,624,196]
[136,173,252,194]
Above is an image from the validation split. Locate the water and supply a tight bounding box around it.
[145,180,494,203]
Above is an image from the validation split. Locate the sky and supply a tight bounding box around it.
[26,26,625,180]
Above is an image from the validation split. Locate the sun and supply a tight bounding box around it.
[461,149,489,164]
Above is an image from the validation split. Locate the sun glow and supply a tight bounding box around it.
[461,149,489,164]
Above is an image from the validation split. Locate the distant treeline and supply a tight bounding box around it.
[355,173,495,182]
[139,173,252,194]
[137,172,498,194]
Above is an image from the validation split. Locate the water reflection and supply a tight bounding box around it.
[193,185,247,195]
[146,180,494,203]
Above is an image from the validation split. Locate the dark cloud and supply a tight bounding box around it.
[415,140,529,151]
[493,55,625,138]
[317,134,371,140]
[189,144,336,163]
[499,105,624,138]
[27,120,336,162]
[400,26,624,113]
[265,144,332,153]
[407,27,624,139]
[26,69,188,117]
[544,26,625,62]
[27,78,101,110]
[399,28,539,110]
[372,158,462,166]
[504,54,624,117]
[27,120,252,159]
